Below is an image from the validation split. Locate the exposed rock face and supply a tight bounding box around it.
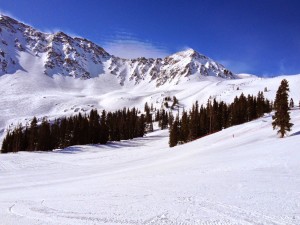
[0,15,234,86]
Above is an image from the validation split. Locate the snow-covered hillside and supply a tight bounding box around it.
[1,13,300,225]
[0,68,299,143]
[1,14,299,143]
[0,109,299,224]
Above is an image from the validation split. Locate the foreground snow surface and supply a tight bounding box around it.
[0,110,300,225]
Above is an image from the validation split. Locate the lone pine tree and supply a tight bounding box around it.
[272,79,293,138]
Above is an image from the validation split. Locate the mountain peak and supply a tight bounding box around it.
[0,15,235,85]
[171,48,208,60]
[180,48,198,55]
[0,14,20,29]
[0,14,14,21]
[54,31,69,37]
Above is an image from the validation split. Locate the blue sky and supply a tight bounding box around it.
[1,0,300,76]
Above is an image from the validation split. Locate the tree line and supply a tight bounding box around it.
[169,91,273,147]
[1,108,146,153]
[1,79,295,152]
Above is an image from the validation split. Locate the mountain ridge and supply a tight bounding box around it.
[0,14,234,86]
[1,14,299,144]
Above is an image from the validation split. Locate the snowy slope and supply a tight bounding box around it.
[0,70,299,143]
[0,109,299,224]
[1,14,300,143]
[1,13,300,225]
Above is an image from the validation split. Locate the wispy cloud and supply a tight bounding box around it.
[218,59,253,74]
[101,32,170,59]
[278,59,287,75]
[0,9,14,18]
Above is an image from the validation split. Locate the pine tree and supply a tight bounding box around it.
[12,124,23,152]
[189,101,199,140]
[272,79,293,138]
[99,110,109,144]
[257,91,265,117]
[50,119,60,148]
[168,112,174,127]
[136,114,146,137]
[1,132,10,153]
[59,118,67,148]
[28,117,38,151]
[65,117,75,146]
[37,118,51,151]
[172,96,179,108]
[89,109,101,144]
[289,98,294,109]
[179,111,189,143]
[169,117,179,147]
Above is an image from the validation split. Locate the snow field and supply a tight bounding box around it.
[0,110,299,224]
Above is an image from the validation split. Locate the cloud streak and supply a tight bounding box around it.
[218,59,253,74]
[102,32,170,59]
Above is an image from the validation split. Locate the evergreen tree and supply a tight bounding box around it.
[1,106,147,153]
[37,118,51,151]
[172,96,179,108]
[50,119,60,148]
[257,91,265,117]
[158,109,168,130]
[168,112,174,128]
[144,102,153,132]
[1,131,10,153]
[189,101,199,140]
[144,102,149,113]
[99,110,109,144]
[21,126,29,151]
[28,117,38,151]
[155,109,160,121]
[289,98,294,109]
[65,117,75,146]
[59,118,67,148]
[179,111,189,143]
[136,114,146,137]
[79,115,90,145]
[272,79,293,138]
[89,109,101,144]
[12,124,23,152]
[169,117,179,147]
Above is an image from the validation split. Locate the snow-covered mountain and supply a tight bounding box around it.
[0,14,299,144]
[0,15,234,86]
[1,15,300,225]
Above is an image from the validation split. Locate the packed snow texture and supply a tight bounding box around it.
[0,110,299,224]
